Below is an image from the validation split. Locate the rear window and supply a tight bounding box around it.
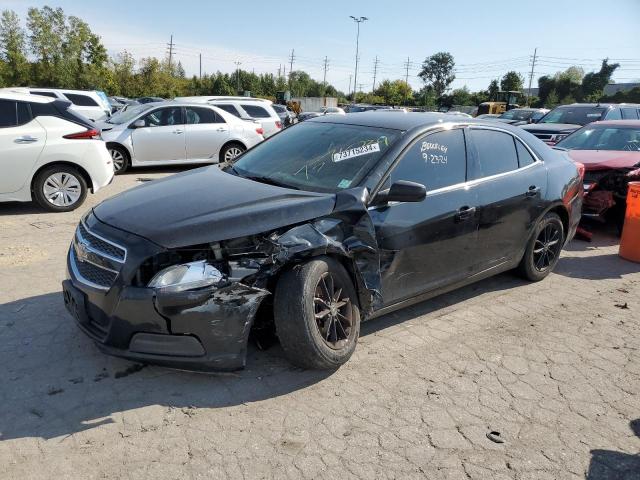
[621,108,639,120]
[30,101,59,118]
[241,104,272,118]
[0,99,17,127]
[470,129,519,178]
[539,106,606,126]
[30,91,57,98]
[17,102,31,125]
[215,104,241,117]
[63,93,100,107]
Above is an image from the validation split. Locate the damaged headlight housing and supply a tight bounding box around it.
[148,260,225,292]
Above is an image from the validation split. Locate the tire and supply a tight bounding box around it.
[274,257,361,370]
[517,212,564,281]
[108,145,129,174]
[220,142,246,163]
[33,165,88,212]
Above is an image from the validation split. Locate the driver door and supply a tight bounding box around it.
[369,127,480,305]
[131,106,186,163]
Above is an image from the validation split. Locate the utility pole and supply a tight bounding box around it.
[527,47,537,106]
[349,16,368,103]
[288,49,295,81]
[322,56,329,104]
[167,34,175,72]
[199,53,202,79]
[234,61,242,94]
[278,64,281,78]
[404,57,411,105]
[348,74,352,99]
[372,56,379,92]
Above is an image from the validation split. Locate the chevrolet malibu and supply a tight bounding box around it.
[63,112,582,371]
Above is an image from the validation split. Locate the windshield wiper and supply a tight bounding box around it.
[243,174,299,190]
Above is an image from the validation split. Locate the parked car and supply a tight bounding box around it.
[271,103,296,127]
[346,104,392,113]
[0,87,111,122]
[63,112,582,371]
[98,101,264,174]
[475,113,501,120]
[136,96,165,104]
[496,108,549,126]
[175,96,282,138]
[297,111,322,122]
[321,106,346,115]
[555,120,640,232]
[108,96,138,114]
[522,103,640,145]
[0,92,114,211]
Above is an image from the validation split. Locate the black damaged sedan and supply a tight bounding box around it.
[63,112,582,371]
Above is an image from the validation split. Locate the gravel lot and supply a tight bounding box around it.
[1,167,639,480]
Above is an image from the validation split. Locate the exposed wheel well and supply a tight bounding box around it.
[221,140,247,152]
[30,162,93,194]
[547,205,569,238]
[105,142,131,160]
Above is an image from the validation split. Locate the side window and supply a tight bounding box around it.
[621,108,639,120]
[0,99,17,127]
[30,91,57,98]
[241,104,272,118]
[63,93,99,107]
[141,107,183,127]
[515,139,536,167]
[30,101,59,118]
[389,128,467,191]
[186,107,223,124]
[605,108,622,120]
[17,102,32,126]
[215,104,241,117]
[470,129,519,179]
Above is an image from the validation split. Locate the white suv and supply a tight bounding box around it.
[98,102,264,173]
[0,92,114,211]
[175,96,282,138]
[0,87,111,122]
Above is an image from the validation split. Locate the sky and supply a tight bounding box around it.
[4,0,640,94]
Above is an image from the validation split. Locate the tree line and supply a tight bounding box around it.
[0,7,633,108]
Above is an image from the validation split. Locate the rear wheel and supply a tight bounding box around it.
[220,143,246,163]
[33,165,88,212]
[517,212,564,281]
[108,145,129,174]
[274,257,360,370]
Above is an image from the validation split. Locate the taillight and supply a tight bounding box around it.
[574,161,585,180]
[275,121,282,129]
[63,128,101,140]
[256,127,264,135]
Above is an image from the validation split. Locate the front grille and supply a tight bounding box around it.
[70,220,127,290]
[533,133,553,141]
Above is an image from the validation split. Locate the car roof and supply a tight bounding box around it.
[589,120,640,127]
[557,103,640,108]
[0,91,53,103]
[310,111,497,130]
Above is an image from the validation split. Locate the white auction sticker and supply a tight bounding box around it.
[333,143,380,162]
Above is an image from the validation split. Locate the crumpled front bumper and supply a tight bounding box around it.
[63,250,269,371]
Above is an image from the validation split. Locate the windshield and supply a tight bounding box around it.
[500,109,533,121]
[557,126,640,151]
[106,104,152,124]
[229,121,401,193]
[539,106,606,126]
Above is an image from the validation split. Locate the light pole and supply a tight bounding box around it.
[349,15,368,103]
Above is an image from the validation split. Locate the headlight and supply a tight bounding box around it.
[553,134,569,143]
[148,260,224,292]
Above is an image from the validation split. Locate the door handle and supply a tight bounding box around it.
[172,129,184,134]
[525,185,541,197]
[216,127,227,132]
[15,136,38,143]
[456,206,476,221]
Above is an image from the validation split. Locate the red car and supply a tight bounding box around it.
[556,120,640,231]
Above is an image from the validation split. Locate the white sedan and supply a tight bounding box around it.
[0,92,114,212]
[99,102,264,174]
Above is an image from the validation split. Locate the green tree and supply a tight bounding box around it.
[0,10,29,86]
[582,59,620,101]
[500,71,524,92]
[418,52,455,100]
[27,6,67,85]
[487,79,499,99]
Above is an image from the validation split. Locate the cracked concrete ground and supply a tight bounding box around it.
[1,167,639,480]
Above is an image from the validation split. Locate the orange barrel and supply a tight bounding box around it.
[619,181,640,262]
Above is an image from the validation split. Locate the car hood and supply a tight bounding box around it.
[521,123,581,133]
[566,150,640,171]
[93,167,337,248]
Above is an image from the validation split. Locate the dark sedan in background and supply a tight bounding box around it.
[496,107,549,126]
[63,112,582,371]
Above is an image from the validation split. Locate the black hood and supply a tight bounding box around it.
[93,167,336,248]
[521,123,580,133]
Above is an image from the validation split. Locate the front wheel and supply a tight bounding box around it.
[274,257,360,370]
[517,212,564,281]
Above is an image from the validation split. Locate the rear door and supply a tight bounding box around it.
[370,127,480,305]
[131,106,186,163]
[184,106,229,162]
[0,100,46,193]
[467,127,547,271]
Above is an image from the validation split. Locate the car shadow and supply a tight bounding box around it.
[554,253,640,280]
[587,419,640,479]
[0,269,529,442]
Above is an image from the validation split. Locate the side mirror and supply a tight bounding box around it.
[374,180,426,205]
[131,119,145,128]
